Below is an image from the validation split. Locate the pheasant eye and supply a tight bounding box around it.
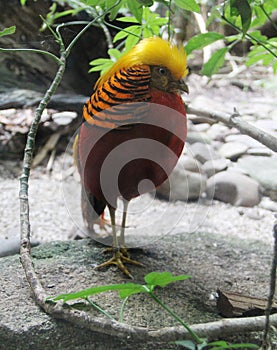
[158,67,167,75]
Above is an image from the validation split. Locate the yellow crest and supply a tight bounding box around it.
[96,37,188,87]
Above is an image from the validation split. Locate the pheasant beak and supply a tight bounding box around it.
[168,78,189,94]
[177,79,189,94]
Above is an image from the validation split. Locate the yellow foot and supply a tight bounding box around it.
[96,248,143,278]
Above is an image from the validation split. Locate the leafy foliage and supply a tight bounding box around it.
[18,0,276,77]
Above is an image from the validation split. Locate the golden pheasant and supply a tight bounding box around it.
[74,37,188,278]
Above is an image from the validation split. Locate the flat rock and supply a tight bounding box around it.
[246,147,273,157]
[202,158,229,178]
[206,171,261,207]
[219,142,248,160]
[224,134,264,148]
[187,142,221,164]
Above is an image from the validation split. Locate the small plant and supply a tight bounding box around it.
[47,271,258,350]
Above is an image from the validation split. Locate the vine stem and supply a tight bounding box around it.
[19,8,117,304]
[149,291,203,344]
[0,47,61,63]
[262,220,277,349]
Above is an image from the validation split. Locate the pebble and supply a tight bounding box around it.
[202,158,229,178]
[206,123,229,141]
[52,111,77,125]
[219,141,249,160]
[180,154,203,173]
[259,197,277,212]
[246,147,273,157]
[205,171,261,207]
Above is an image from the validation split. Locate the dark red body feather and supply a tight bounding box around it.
[78,89,187,210]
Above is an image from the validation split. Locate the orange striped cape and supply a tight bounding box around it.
[83,64,152,129]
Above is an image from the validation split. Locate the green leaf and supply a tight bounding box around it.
[124,27,141,50]
[89,61,114,73]
[144,271,190,288]
[49,282,147,302]
[185,32,225,55]
[127,0,143,23]
[0,26,16,38]
[117,16,139,23]
[201,47,228,77]
[89,58,112,66]
[113,25,141,43]
[174,0,200,13]
[107,48,122,60]
[230,0,252,35]
[118,284,147,299]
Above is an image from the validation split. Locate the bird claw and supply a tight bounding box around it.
[96,247,143,278]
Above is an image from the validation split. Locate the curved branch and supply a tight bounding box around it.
[187,106,277,153]
[35,301,277,342]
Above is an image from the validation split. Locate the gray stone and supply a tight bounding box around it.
[246,147,273,157]
[0,227,40,257]
[157,160,207,201]
[187,142,221,164]
[224,134,264,148]
[180,154,203,173]
[238,156,277,200]
[186,131,210,144]
[259,197,277,212]
[192,123,211,132]
[202,158,230,178]
[206,171,261,207]
[254,119,277,132]
[219,142,248,160]
[206,123,229,141]
[52,111,77,125]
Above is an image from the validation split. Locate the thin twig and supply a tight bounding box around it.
[260,5,277,33]
[0,47,60,63]
[187,106,277,153]
[19,50,66,306]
